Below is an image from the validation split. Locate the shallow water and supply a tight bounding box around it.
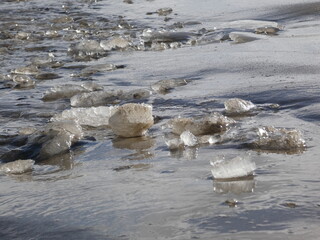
[1,0,320,239]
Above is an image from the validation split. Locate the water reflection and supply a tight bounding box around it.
[213,177,256,194]
[169,147,199,160]
[112,136,155,160]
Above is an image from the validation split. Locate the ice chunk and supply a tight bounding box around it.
[38,121,83,159]
[68,40,107,60]
[142,29,195,44]
[165,138,184,150]
[151,79,190,94]
[109,103,154,137]
[70,90,123,107]
[250,126,306,150]
[255,27,280,35]
[120,89,151,100]
[198,135,220,144]
[44,121,83,141]
[210,156,256,180]
[51,106,118,127]
[100,37,131,51]
[42,83,103,101]
[156,7,173,16]
[180,131,198,147]
[224,98,256,114]
[76,63,117,77]
[229,32,266,43]
[168,112,235,136]
[12,65,40,75]
[0,159,34,174]
[12,75,36,88]
[222,20,279,30]
[150,42,170,51]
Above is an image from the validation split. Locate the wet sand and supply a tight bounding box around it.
[1,0,320,239]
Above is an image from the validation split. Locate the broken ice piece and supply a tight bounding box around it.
[250,126,306,150]
[255,26,280,35]
[12,75,36,88]
[51,106,118,127]
[100,37,131,51]
[210,156,256,180]
[229,32,266,43]
[142,29,194,44]
[109,103,154,137]
[168,112,235,136]
[198,135,220,144]
[12,65,40,75]
[224,98,256,114]
[180,130,198,147]
[156,7,173,16]
[38,121,83,160]
[42,83,103,101]
[0,159,34,174]
[165,138,184,150]
[151,79,190,94]
[120,89,151,100]
[70,90,123,107]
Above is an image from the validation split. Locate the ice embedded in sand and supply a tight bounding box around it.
[210,156,256,180]
[51,106,118,127]
[250,126,306,150]
[42,83,103,101]
[168,112,235,136]
[0,159,34,174]
[180,131,198,147]
[224,98,256,114]
[109,103,154,137]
